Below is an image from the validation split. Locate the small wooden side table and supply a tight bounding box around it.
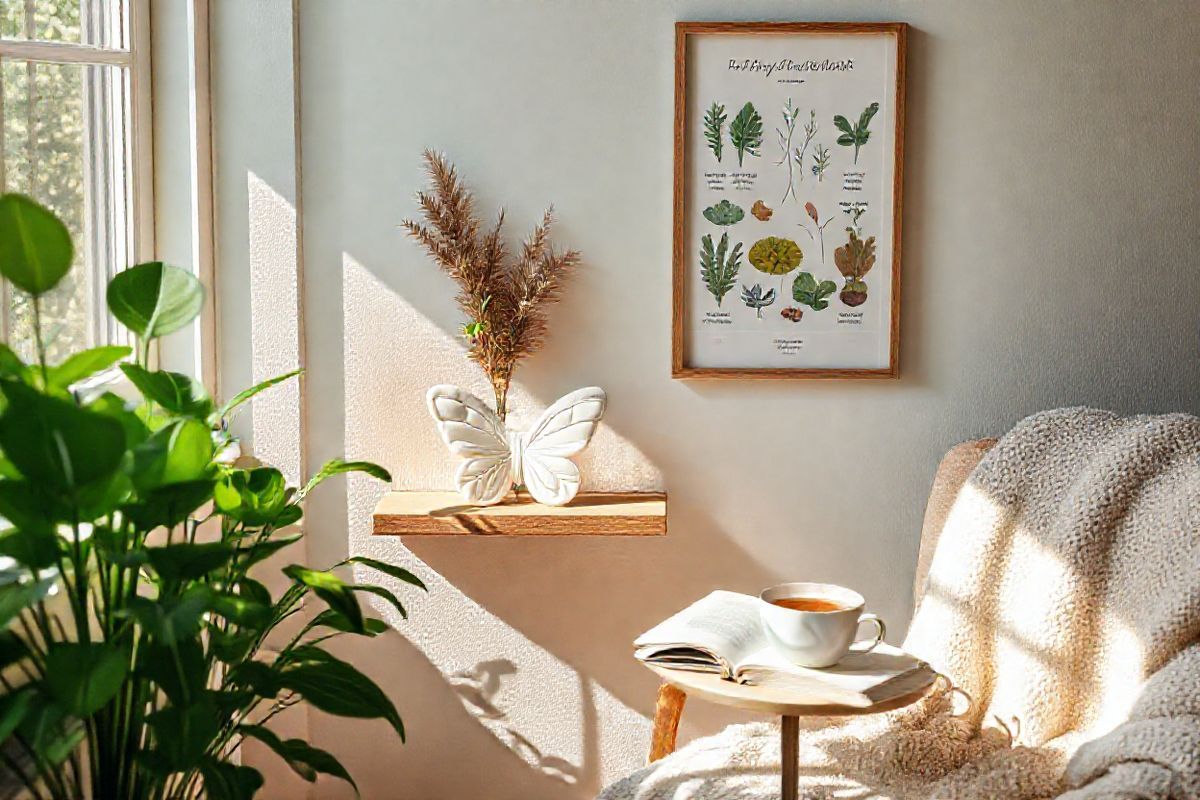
[645,664,936,800]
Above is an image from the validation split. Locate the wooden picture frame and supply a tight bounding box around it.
[672,22,907,379]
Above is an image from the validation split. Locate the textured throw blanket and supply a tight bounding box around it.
[600,408,1200,799]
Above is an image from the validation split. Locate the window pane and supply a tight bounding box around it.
[2,58,132,363]
[0,0,124,47]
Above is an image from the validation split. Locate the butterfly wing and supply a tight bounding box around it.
[521,387,606,506]
[426,385,512,505]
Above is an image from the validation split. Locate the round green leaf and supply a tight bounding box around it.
[0,381,126,490]
[107,262,204,340]
[120,364,213,419]
[0,194,74,296]
[45,643,129,716]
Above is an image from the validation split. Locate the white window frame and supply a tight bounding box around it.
[0,0,154,351]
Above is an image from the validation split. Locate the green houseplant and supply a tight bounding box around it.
[0,194,422,799]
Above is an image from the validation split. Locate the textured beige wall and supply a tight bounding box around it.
[218,1,1200,797]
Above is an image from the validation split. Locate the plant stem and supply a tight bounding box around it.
[492,376,509,422]
[31,295,48,385]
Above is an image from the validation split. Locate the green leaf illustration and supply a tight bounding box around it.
[791,272,837,311]
[730,102,763,167]
[700,233,742,307]
[702,200,744,226]
[740,283,776,319]
[833,102,878,164]
[703,102,726,162]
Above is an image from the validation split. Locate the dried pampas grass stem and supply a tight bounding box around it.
[401,150,581,421]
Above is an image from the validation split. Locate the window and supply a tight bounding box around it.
[0,0,150,363]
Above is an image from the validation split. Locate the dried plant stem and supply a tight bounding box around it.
[402,151,581,421]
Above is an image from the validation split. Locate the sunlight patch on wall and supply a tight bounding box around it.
[340,254,653,785]
[247,172,303,486]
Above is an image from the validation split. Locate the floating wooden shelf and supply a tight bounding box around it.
[372,491,667,536]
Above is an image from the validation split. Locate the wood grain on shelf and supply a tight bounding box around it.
[372,492,667,536]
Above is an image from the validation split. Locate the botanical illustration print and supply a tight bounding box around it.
[686,31,896,372]
[704,102,726,163]
[835,230,876,307]
[700,232,743,306]
[730,102,764,167]
[833,102,878,164]
[741,283,776,319]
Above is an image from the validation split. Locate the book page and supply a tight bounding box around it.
[734,642,932,706]
[634,591,767,669]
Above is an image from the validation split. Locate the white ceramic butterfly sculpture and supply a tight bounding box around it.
[426,385,607,506]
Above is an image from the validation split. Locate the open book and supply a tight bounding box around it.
[635,591,934,708]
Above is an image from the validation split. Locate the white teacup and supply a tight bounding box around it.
[759,582,886,668]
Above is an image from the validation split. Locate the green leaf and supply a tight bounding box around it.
[238,723,358,792]
[140,639,206,704]
[833,115,854,135]
[0,480,56,527]
[147,698,222,771]
[793,272,817,298]
[0,344,29,383]
[0,578,54,628]
[89,391,150,449]
[217,368,302,420]
[208,592,270,629]
[836,133,857,146]
[121,364,213,419]
[701,200,744,227]
[146,541,233,583]
[107,261,204,340]
[283,565,364,633]
[132,418,214,490]
[0,526,60,569]
[236,577,272,607]
[276,647,404,741]
[45,643,129,716]
[237,532,302,570]
[858,101,879,132]
[214,467,288,526]
[122,480,214,530]
[343,556,426,592]
[209,627,257,664]
[0,194,74,296]
[350,583,407,620]
[299,459,391,500]
[200,758,264,800]
[0,381,125,490]
[0,689,34,742]
[311,609,387,637]
[46,345,130,392]
[702,101,726,162]
[729,102,763,168]
[123,586,212,643]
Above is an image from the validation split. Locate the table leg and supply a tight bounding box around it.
[648,683,687,763]
[781,715,799,800]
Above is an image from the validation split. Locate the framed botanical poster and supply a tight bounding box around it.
[672,22,906,378]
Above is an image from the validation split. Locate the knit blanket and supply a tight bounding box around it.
[600,408,1200,799]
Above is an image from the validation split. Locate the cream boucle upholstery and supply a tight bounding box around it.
[600,409,1200,800]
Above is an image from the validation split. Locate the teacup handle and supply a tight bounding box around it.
[849,613,886,655]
